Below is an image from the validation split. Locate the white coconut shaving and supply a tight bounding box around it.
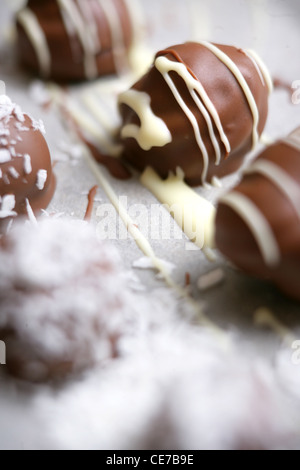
[0,218,299,448]
[27,324,300,450]
[0,194,17,219]
[36,169,47,190]
[0,218,139,381]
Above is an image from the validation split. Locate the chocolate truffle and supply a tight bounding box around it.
[119,41,272,187]
[0,94,55,229]
[216,128,300,301]
[16,0,137,81]
[0,218,132,383]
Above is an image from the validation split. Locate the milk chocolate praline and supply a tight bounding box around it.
[216,129,300,301]
[119,42,271,186]
[16,0,135,82]
[0,95,55,230]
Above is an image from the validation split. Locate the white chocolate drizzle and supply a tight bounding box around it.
[244,49,273,93]
[219,191,281,267]
[84,146,224,336]
[119,89,172,150]
[197,41,261,150]
[96,0,127,75]
[244,159,300,219]
[141,167,216,249]
[155,55,230,185]
[17,8,51,78]
[57,0,98,79]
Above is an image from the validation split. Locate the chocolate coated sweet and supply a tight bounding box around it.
[119,41,272,186]
[0,94,55,228]
[216,128,300,301]
[16,0,136,81]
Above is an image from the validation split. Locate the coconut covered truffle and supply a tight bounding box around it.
[0,94,55,229]
[0,218,133,382]
[119,41,272,186]
[216,128,300,301]
[16,0,138,81]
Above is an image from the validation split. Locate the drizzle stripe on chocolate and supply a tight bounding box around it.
[17,8,51,78]
[119,89,172,150]
[57,0,98,78]
[155,55,231,184]
[197,41,260,149]
[96,0,127,75]
[18,0,134,79]
[244,159,300,219]
[219,191,281,267]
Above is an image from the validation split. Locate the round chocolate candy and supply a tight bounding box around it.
[216,128,300,301]
[16,0,137,81]
[0,94,55,229]
[119,41,272,187]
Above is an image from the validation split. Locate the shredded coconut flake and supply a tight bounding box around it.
[8,167,20,179]
[23,154,32,175]
[36,169,47,190]
[0,194,17,219]
[0,148,11,163]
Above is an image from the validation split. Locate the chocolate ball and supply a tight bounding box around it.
[0,218,131,383]
[119,41,272,187]
[16,0,137,81]
[216,128,300,301]
[0,94,55,229]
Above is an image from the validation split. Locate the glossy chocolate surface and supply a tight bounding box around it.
[120,42,270,186]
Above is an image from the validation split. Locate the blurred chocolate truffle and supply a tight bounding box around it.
[216,128,300,301]
[16,0,138,81]
[119,41,272,186]
[0,93,55,229]
[0,218,132,383]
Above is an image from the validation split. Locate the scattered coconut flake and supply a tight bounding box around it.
[15,122,30,132]
[197,268,225,291]
[25,198,38,226]
[24,153,32,174]
[0,194,17,219]
[0,128,10,137]
[31,118,46,135]
[14,105,25,123]
[0,148,11,163]
[0,138,8,146]
[36,169,47,190]
[8,167,20,179]
[9,147,16,157]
